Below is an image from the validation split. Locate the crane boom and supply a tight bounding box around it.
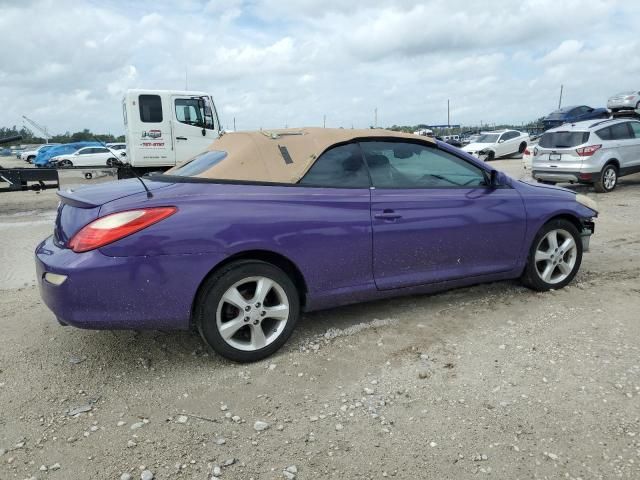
[22,115,51,143]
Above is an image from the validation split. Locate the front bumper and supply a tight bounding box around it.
[35,235,227,330]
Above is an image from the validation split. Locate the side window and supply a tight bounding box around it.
[361,141,487,189]
[175,98,215,129]
[298,143,369,188]
[77,148,92,155]
[610,122,632,140]
[503,131,517,141]
[94,147,109,154]
[629,122,640,138]
[139,95,163,123]
[596,127,612,140]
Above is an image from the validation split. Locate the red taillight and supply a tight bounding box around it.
[69,207,177,253]
[626,95,635,100]
[524,148,530,155]
[575,144,602,157]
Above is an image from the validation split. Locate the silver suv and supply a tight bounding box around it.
[532,118,640,193]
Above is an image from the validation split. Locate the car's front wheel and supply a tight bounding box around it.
[594,163,618,193]
[521,219,583,291]
[58,159,73,168]
[196,260,300,362]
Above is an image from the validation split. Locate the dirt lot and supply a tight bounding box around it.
[1,159,639,480]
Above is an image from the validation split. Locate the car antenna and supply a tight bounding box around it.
[93,137,153,198]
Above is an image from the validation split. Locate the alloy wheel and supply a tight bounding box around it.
[215,276,290,351]
[603,167,617,190]
[534,229,578,284]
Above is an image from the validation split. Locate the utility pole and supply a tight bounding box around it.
[374,107,377,128]
[447,99,450,127]
[233,117,236,131]
[558,84,564,109]
[185,66,188,90]
[323,114,326,128]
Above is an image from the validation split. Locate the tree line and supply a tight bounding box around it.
[0,126,125,145]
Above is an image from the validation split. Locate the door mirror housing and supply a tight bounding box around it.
[498,139,505,143]
[485,169,506,188]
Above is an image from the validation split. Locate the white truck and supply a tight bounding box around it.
[122,89,222,171]
[1,89,223,192]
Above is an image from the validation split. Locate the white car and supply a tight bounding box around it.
[20,144,59,162]
[462,130,529,161]
[106,142,127,151]
[50,146,126,168]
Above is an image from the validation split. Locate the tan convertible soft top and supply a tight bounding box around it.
[169,127,435,184]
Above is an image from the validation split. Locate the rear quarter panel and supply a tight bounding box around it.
[98,182,374,294]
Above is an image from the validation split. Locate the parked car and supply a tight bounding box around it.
[542,105,608,131]
[20,144,59,163]
[607,91,640,112]
[462,129,529,160]
[34,142,103,167]
[36,128,598,362]
[50,146,126,168]
[531,118,640,192]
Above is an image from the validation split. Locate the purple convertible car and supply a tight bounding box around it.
[36,128,598,362]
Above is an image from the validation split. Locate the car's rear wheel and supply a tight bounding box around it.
[518,142,527,154]
[594,163,617,193]
[521,219,582,291]
[196,260,300,362]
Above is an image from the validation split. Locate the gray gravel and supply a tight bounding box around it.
[1,160,640,479]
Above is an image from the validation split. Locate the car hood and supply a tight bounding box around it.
[463,142,494,151]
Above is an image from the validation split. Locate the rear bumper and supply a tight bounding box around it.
[532,170,596,183]
[35,235,227,330]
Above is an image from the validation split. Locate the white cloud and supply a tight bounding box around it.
[1,0,640,134]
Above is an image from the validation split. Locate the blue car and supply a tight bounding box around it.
[542,105,608,131]
[34,142,103,167]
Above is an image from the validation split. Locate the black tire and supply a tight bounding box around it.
[485,150,495,161]
[196,260,300,362]
[521,219,583,291]
[58,159,73,168]
[106,157,117,167]
[593,163,618,193]
[518,142,527,154]
[27,155,35,163]
[636,102,640,111]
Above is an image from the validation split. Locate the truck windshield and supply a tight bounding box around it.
[539,131,590,148]
[167,150,227,176]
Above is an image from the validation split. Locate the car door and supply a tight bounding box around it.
[610,122,637,169]
[73,147,96,166]
[495,132,512,157]
[171,95,219,163]
[362,140,527,290]
[627,122,640,172]
[501,131,518,155]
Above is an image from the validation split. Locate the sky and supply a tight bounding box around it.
[1,0,640,135]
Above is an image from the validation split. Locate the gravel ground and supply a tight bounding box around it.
[1,158,640,480]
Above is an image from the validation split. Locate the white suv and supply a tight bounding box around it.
[532,118,640,193]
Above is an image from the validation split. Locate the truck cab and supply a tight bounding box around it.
[122,89,221,168]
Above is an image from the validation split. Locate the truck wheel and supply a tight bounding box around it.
[594,164,617,193]
[196,260,300,362]
[521,219,582,291]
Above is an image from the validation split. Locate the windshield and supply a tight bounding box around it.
[539,131,590,148]
[475,134,499,143]
[167,150,228,176]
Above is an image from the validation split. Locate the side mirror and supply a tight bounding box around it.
[498,139,505,143]
[120,151,127,157]
[486,169,505,188]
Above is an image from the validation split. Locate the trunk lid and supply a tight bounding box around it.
[54,178,172,247]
